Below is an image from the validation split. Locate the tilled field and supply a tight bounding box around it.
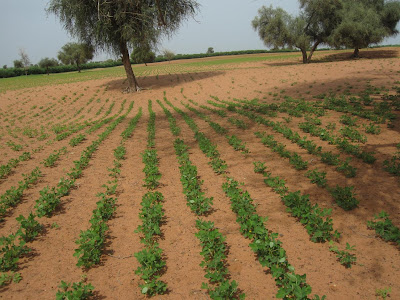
[0,49,400,299]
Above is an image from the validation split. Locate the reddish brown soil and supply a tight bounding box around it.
[0,48,399,299]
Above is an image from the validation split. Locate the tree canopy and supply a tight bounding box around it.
[131,45,156,66]
[252,0,400,62]
[57,43,94,73]
[329,0,400,57]
[38,57,59,75]
[48,0,199,91]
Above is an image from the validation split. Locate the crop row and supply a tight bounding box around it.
[0,103,133,284]
[165,98,227,174]
[134,103,167,296]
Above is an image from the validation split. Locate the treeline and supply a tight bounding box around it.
[0,49,298,79]
[0,45,397,79]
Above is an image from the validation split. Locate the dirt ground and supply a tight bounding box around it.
[0,48,399,299]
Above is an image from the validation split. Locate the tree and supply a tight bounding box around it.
[3,65,7,69]
[252,1,342,63]
[19,48,31,75]
[131,45,156,66]
[13,60,23,68]
[57,43,94,73]
[38,57,59,75]
[329,0,400,57]
[163,49,175,62]
[206,47,214,54]
[48,0,199,92]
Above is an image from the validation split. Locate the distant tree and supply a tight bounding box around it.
[206,47,214,54]
[48,0,199,92]
[329,0,400,57]
[252,1,342,63]
[57,43,94,73]
[131,45,156,66]
[19,48,31,75]
[163,49,175,62]
[2,65,7,69]
[13,60,23,68]
[38,57,59,75]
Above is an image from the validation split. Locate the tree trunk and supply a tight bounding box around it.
[352,48,360,58]
[301,48,308,64]
[307,40,320,63]
[76,61,81,73]
[120,41,139,92]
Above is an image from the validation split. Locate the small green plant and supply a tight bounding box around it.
[0,233,30,271]
[34,186,61,217]
[0,272,21,287]
[134,247,167,296]
[306,169,327,187]
[364,122,381,134]
[375,287,391,300]
[329,242,357,268]
[16,213,42,242]
[227,135,249,153]
[367,211,400,246]
[69,134,86,147]
[336,158,357,178]
[253,161,267,174]
[56,280,94,300]
[330,185,359,211]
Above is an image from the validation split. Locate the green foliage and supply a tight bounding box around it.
[228,117,248,129]
[363,122,381,134]
[56,280,94,300]
[6,141,23,152]
[174,139,213,215]
[142,150,161,189]
[222,178,323,299]
[131,45,156,65]
[34,186,61,217]
[330,185,359,211]
[329,0,400,55]
[0,272,21,287]
[320,151,340,166]
[136,192,164,244]
[156,100,181,136]
[196,220,245,299]
[367,211,400,246]
[74,221,108,268]
[282,191,339,242]
[329,242,357,268]
[120,107,142,139]
[57,43,94,72]
[306,169,327,188]
[134,246,167,296]
[227,135,249,154]
[383,152,400,176]
[253,161,267,174]
[340,126,367,143]
[114,145,126,160]
[69,134,86,147]
[0,234,30,271]
[38,57,59,74]
[375,287,392,300]
[42,147,67,167]
[340,115,358,126]
[336,158,357,178]
[16,213,42,242]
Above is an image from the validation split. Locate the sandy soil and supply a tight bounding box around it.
[0,48,399,299]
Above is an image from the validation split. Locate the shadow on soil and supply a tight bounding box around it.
[104,71,225,92]
[266,49,399,67]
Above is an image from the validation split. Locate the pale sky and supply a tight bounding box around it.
[0,0,399,67]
